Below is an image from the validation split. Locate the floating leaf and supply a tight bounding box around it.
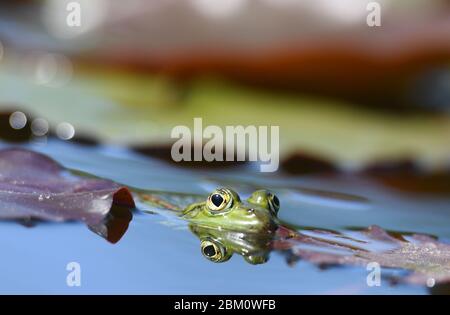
[1,69,450,172]
[0,148,134,226]
[274,225,450,285]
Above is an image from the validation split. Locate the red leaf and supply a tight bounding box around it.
[0,148,135,226]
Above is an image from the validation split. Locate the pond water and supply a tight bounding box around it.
[1,139,449,294]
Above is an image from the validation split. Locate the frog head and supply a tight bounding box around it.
[181,188,280,234]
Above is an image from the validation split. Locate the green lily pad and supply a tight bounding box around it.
[1,63,449,171]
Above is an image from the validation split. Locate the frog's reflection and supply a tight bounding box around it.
[189,224,274,265]
[138,188,450,288]
[88,203,133,244]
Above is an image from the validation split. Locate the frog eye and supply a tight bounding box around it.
[201,240,227,262]
[267,193,280,215]
[206,188,233,212]
[248,190,279,215]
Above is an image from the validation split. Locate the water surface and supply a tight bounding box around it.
[1,139,448,294]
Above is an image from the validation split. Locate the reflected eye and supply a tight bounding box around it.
[268,193,280,214]
[201,240,226,262]
[206,188,233,212]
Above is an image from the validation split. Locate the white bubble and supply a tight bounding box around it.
[426,278,435,288]
[191,0,246,19]
[56,122,75,140]
[9,111,27,130]
[42,0,107,39]
[31,118,49,136]
[32,53,73,87]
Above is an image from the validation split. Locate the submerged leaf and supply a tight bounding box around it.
[0,148,134,226]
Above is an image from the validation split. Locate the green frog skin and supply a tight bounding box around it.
[190,224,273,264]
[181,188,280,234]
[136,187,282,264]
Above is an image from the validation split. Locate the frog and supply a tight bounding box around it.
[180,188,280,234]
[181,188,281,264]
[136,187,282,264]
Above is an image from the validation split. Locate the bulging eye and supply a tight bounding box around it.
[201,240,226,262]
[247,189,280,216]
[206,188,233,212]
[211,194,224,208]
[268,193,280,215]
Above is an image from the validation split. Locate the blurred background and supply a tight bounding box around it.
[0,0,449,187]
[1,0,450,295]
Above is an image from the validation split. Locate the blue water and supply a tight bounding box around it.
[0,139,446,294]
